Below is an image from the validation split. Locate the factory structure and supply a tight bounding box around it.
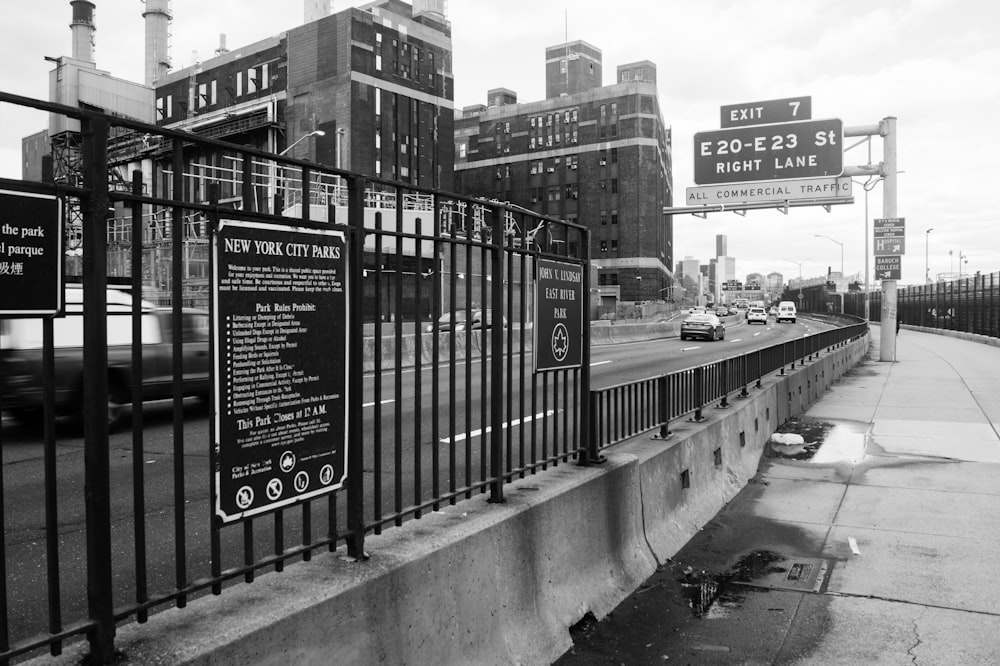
[21,0,675,312]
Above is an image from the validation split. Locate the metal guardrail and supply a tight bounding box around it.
[590,318,870,449]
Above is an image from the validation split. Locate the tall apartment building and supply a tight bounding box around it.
[152,0,454,194]
[453,41,673,302]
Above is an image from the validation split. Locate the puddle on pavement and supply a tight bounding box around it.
[679,550,786,618]
[769,418,868,465]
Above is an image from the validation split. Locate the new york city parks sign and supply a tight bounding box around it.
[694,118,843,185]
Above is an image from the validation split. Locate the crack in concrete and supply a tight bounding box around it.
[906,616,923,664]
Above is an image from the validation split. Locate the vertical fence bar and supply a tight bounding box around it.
[373,212,383,531]
[488,207,505,502]
[413,217,424,518]
[81,113,116,663]
[346,174,367,559]
[170,139,190,602]
[130,170,150,618]
[393,190,404,524]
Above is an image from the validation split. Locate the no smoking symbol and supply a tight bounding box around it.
[550,323,569,362]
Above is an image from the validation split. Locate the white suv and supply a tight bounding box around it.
[746,307,768,324]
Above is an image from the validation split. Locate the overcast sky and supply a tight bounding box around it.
[2,0,997,284]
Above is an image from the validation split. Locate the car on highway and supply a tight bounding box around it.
[746,306,768,324]
[715,307,730,317]
[680,313,726,341]
[687,306,706,315]
[776,301,797,323]
[769,306,778,316]
[0,285,210,430]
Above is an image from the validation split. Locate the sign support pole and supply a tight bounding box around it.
[879,117,898,361]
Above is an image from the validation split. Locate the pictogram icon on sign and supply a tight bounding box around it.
[266,478,283,500]
[279,451,296,473]
[320,464,335,485]
[551,323,569,362]
[294,471,309,493]
[235,486,254,509]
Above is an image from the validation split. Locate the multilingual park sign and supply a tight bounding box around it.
[212,220,348,522]
[0,189,63,316]
[534,257,583,372]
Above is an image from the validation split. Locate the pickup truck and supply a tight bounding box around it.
[1,286,210,430]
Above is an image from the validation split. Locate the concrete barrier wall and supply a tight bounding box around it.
[39,333,870,666]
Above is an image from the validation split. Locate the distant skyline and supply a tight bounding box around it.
[2,1,997,285]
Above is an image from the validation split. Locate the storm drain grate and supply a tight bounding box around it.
[735,557,830,593]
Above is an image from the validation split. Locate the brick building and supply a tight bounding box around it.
[453,41,674,302]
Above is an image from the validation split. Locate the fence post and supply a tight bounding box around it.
[693,366,705,422]
[654,375,671,439]
[488,207,506,501]
[80,113,116,663]
[580,235,600,464]
[346,174,367,560]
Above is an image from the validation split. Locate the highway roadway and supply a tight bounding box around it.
[0,316,836,647]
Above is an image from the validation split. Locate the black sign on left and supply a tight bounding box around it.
[0,189,63,317]
[212,220,348,522]
[534,257,583,372]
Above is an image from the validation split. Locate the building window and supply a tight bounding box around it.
[235,71,242,97]
[600,213,607,226]
[600,104,606,121]
[611,102,618,116]
[260,64,269,90]
[376,55,382,71]
[611,147,618,163]
[560,58,567,74]
[611,179,619,194]
[610,240,618,251]
[600,240,608,253]
[612,213,619,225]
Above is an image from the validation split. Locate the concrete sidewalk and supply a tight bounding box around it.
[559,326,1000,664]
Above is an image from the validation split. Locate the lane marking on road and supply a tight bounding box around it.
[681,345,702,351]
[363,399,396,408]
[440,410,556,444]
[590,360,613,367]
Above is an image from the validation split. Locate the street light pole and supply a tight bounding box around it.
[281,129,326,157]
[925,228,934,284]
[814,234,844,275]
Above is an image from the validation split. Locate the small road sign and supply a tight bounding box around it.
[686,176,851,205]
[875,255,901,280]
[720,96,811,128]
[874,217,906,256]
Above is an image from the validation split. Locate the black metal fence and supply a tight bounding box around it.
[591,318,869,448]
[850,272,1000,338]
[0,91,590,663]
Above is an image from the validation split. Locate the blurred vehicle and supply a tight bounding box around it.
[715,307,730,317]
[746,306,768,324]
[680,313,726,341]
[687,306,706,315]
[728,306,739,315]
[1,285,210,430]
[777,301,797,323]
[768,306,778,316]
[425,309,507,333]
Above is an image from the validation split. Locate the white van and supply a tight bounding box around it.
[776,301,797,323]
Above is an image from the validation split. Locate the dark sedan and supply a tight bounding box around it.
[680,313,726,341]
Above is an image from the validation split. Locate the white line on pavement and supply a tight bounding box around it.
[441,410,556,444]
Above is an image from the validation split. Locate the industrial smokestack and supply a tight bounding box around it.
[143,0,172,86]
[70,0,96,63]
